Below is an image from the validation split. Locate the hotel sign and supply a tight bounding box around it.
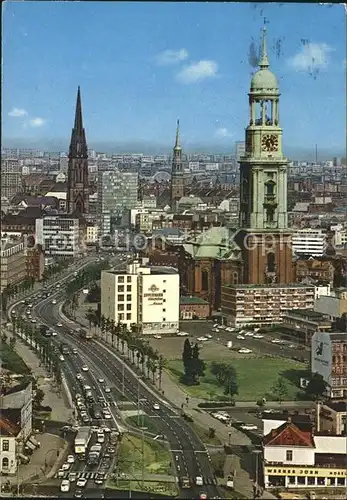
[144,284,163,306]
[265,467,347,478]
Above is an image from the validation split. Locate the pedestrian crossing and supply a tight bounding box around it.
[55,471,107,480]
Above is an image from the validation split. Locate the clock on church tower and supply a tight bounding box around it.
[235,26,293,286]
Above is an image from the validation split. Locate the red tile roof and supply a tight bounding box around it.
[264,421,315,448]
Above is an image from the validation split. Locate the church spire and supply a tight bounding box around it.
[69,86,88,158]
[174,118,181,150]
[259,26,269,69]
[74,86,84,134]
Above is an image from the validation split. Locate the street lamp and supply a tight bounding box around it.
[253,449,262,499]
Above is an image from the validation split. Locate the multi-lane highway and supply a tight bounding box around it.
[15,261,222,499]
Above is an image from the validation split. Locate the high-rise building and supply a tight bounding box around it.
[66,87,89,215]
[97,167,138,234]
[170,119,185,210]
[236,27,293,285]
[1,159,22,200]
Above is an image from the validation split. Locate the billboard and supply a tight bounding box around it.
[311,332,332,385]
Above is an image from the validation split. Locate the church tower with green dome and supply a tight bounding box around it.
[236,27,293,285]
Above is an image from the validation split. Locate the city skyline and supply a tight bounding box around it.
[3,2,346,158]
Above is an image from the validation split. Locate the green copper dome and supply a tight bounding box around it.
[251,68,278,91]
[250,26,279,93]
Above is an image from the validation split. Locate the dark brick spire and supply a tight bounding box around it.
[69,86,88,159]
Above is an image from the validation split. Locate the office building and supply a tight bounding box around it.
[0,238,27,293]
[1,159,22,200]
[101,259,179,334]
[36,216,80,258]
[292,229,327,257]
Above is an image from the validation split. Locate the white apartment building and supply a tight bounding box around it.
[331,223,347,248]
[291,229,327,257]
[36,216,80,258]
[86,224,99,245]
[101,260,180,334]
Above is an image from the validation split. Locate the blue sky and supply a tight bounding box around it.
[3,1,346,155]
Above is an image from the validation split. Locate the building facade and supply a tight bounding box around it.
[236,27,293,286]
[311,331,347,399]
[0,238,27,293]
[101,260,180,334]
[292,229,328,257]
[1,159,22,201]
[66,87,89,215]
[36,216,80,258]
[221,283,315,327]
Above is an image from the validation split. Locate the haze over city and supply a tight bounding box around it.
[3,1,346,159]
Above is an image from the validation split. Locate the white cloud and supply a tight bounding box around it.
[288,42,333,71]
[215,127,233,139]
[29,117,46,127]
[156,49,189,65]
[176,60,218,84]
[8,107,28,117]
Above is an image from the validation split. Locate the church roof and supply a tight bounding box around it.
[183,226,241,260]
[250,26,279,94]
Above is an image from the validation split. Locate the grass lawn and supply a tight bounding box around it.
[126,415,162,435]
[108,479,179,497]
[0,342,31,375]
[117,434,171,475]
[167,358,308,402]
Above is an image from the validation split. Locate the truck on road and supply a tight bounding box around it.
[87,444,101,466]
[74,427,92,458]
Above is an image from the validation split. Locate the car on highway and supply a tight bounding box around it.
[60,479,70,493]
[244,331,254,337]
[153,403,160,410]
[94,472,106,485]
[104,387,111,393]
[271,339,281,344]
[199,493,208,500]
[238,348,253,354]
[52,299,57,304]
[57,323,63,327]
[31,319,37,323]
[197,336,208,341]
[177,331,188,336]
[253,334,264,339]
[67,454,75,464]
[237,335,245,340]
[57,468,65,478]
[76,373,82,380]
[68,472,77,482]
[153,334,162,339]
[81,365,89,372]
[98,378,105,383]
[240,424,258,431]
[51,331,57,336]
[73,348,78,354]
[74,490,83,498]
[59,355,65,362]
[76,477,87,488]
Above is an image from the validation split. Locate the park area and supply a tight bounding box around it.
[166,357,307,401]
[109,433,178,496]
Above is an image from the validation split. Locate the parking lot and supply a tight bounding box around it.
[147,321,309,363]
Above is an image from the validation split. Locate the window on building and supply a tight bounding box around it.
[233,271,238,285]
[118,294,124,302]
[118,304,124,311]
[288,477,295,485]
[286,450,293,461]
[201,269,209,291]
[163,289,166,293]
[2,457,9,468]
[126,304,131,311]
[118,276,124,283]
[119,313,124,321]
[163,308,166,312]
[126,295,131,301]
[2,440,9,452]
[163,318,166,322]
[337,477,345,486]
[118,285,124,292]
[126,313,131,320]
[307,477,315,485]
[163,280,166,283]
[267,252,275,273]
[163,299,166,303]
[266,208,274,222]
[127,276,132,282]
[297,477,305,485]
[317,477,325,486]
[127,285,132,292]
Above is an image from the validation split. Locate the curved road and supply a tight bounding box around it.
[32,282,221,498]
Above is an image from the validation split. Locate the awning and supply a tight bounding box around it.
[29,436,39,447]
[25,440,35,451]
[18,453,30,463]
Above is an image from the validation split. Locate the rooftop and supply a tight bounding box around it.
[180,296,209,305]
[223,283,315,290]
[0,409,21,437]
[285,309,329,320]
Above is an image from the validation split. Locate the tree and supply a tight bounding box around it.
[223,366,238,400]
[181,339,194,385]
[271,378,288,403]
[34,388,45,408]
[9,336,16,350]
[190,343,205,383]
[306,373,328,400]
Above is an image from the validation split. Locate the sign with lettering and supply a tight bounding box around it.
[311,332,332,384]
[143,284,163,305]
[265,467,347,478]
